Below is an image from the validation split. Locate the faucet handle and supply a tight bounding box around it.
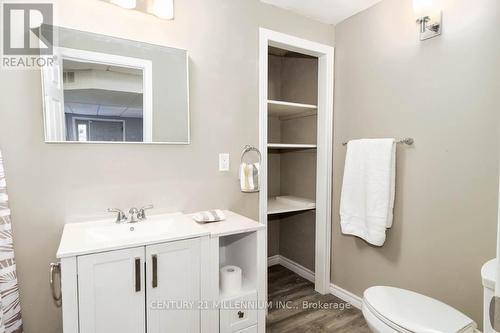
[138,204,154,220]
[107,208,128,223]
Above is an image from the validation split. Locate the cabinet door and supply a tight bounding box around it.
[78,247,145,333]
[146,238,201,333]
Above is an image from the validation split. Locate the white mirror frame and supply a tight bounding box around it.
[41,47,153,143]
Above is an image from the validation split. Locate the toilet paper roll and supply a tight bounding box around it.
[220,265,242,294]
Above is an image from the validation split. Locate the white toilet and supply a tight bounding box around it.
[362,286,478,333]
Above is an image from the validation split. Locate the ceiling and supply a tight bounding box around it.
[62,60,143,118]
[64,89,143,119]
[63,60,142,76]
[260,0,383,25]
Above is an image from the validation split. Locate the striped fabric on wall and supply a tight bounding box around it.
[0,151,23,333]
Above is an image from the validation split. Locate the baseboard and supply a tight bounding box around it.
[279,256,315,283]
[267,255,363,309]
[267,255,314,283]
[329,284,363,309]
[267,255,280,267]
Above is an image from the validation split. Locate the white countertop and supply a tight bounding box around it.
[194,210,266,238]
[57,210,264,258]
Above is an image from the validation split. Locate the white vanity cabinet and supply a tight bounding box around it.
[75,238,202,333]
[57,213,211,333]
[57,211,266,333]
[77,246,146,333]
[146,238,201,333]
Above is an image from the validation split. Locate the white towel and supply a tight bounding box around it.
[340,138,396,246]
[239,162,260,193]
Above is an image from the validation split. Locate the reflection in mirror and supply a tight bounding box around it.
[41,25,189,144]
[63,60,145,142]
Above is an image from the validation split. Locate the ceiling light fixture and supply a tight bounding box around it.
[103,0,174,20]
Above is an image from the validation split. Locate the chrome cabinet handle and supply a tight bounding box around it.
[135,258,141,292]
[49,262,62,307]
[152,254,158,288]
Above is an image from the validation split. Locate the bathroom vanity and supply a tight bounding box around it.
[56,211,266,333]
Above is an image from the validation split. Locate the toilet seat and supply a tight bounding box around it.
[363,286,477,333]
[363,298,413,333]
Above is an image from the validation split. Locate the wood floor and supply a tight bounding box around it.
[267,265,371,333]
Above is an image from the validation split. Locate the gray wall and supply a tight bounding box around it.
[0,0,334,332]
[332,0,500,326]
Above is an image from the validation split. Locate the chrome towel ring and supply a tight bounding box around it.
[240,145,262,164]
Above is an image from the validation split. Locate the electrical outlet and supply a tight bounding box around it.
[219,153,230,171]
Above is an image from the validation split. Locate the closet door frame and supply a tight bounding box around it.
[258,28,334,295]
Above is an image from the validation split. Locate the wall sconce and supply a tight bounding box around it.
[151,0,174,19]
[103,0,174,20]
[413,0,442,40]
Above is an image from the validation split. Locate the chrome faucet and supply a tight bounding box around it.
[107,208,128,223]
[108,205,154,223]
[128,207,140,223]
[138,204,154,220]
[129,205,154,223]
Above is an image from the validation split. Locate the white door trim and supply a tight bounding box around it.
[72,117,127,142]
[258,28,334,294]
[56,47,153,142]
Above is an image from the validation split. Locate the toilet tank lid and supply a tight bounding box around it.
[364,286,476,333]
[481,258,496,290]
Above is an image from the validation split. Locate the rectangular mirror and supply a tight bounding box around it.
[41,25,189,144]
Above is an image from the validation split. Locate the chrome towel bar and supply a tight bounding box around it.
[342,138,414,146]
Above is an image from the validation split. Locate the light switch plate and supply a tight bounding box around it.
[219,153,230,171]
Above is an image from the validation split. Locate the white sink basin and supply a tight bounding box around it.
[57,212,210,258]
[83,214,185,244]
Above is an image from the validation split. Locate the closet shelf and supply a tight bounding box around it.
[267,143,317,150]
[268,100,317,118]
[267,196,316,215]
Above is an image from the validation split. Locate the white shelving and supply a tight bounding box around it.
[218,231,258,298]
[268,100,317,118]
[267,196,316,215]
[267,143,317,150]
[219,279,256,301]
